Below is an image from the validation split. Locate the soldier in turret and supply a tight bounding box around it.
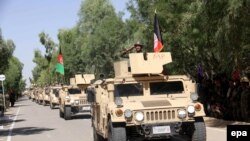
[120,41,144,58]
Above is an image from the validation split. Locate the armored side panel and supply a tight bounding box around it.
[70,78,76,86]
[114,61,130,77]
[75,74,95,85]
[129,52,172,74]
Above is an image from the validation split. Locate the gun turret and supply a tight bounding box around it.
[114,52,172,77]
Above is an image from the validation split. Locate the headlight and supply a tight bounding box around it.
[178,109,186,119]
[114,97,123,107]
[115,109,123,117]
[190,93,198,101]
[74,100,79,105]
[135,112,144,122]
[124,109,132,119]
[65,96,70,99]
[187,105,195,114]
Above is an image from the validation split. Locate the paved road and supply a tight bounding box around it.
[0,96,92,141]
[1,96,242,141]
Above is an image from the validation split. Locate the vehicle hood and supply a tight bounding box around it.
[117,96,190,110]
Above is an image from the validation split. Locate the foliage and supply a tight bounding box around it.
[32,32,58,86]
[126,0,250,79]
[32,0,250,84]
[39,32,56,62]
[0,29,25,94]
[0,29,15,73]
[4,57,25,93]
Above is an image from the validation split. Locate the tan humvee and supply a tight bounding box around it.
[28,87,34,100]
[49,85,61,109]
[33,88,40,103]
[36,88,44,104]
[58,74,95,120]
[41,87,50,106]
[88,52,206,141]
[30,88,36,101]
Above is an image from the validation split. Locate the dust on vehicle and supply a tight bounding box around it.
[59,74,95,120]
[88,52,206,141]
[49,85,61,109]
[36,88,44,105]
[41,87,50,106]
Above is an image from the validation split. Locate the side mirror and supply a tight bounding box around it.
[86,87,96,103]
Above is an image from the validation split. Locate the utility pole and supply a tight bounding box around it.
[0,74,6,111]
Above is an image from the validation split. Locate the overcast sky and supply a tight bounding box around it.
[0,0,129,86]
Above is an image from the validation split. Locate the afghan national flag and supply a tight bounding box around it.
[154,11,164,52]
[56,47,64,75]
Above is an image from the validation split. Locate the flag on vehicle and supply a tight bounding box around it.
[154,11,164,52]
[56,47,64,75]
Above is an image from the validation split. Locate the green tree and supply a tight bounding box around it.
[57,0,129,79]
[126,0,250,79]
[4,57,25,95]
[32,32,58,86]
[0,29,15,73]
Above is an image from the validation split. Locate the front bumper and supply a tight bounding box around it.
[71,105,91,114]
[126,122,194,140]
[51,98,59,104]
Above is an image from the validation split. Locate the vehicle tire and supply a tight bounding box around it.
[43,100,46,106]
[192,117,206,141]
[59,108,64,118]
[50,102,54,109]
[64,106,71,120]
[108,120,126,141]
[93,127,104,141]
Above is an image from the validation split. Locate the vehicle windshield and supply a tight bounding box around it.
[68,88,81,94]
[53,89,60,97]
[115,83,143,97]
[150,81,184,95]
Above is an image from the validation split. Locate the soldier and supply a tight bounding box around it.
[120,41,144,58]
[9,89,16,107]
[134,41,143,53]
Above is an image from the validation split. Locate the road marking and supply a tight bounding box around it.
[7,107,20,141]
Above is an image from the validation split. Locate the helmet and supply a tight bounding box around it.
[134,41,144,47]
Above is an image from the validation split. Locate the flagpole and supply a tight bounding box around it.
[153,10,164,52]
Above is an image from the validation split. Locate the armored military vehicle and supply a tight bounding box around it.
[58,74,95,120]
[41,87,50,106]
[31,88,38,102]
[27,87,33,99]
[49,85,61,109]
[36,88,44,104]
[88,52,206,141]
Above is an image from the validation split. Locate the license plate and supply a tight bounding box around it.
[82,106,91,111]
[152,126,171,134]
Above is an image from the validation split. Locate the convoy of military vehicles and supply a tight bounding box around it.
[23,51,208,141]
